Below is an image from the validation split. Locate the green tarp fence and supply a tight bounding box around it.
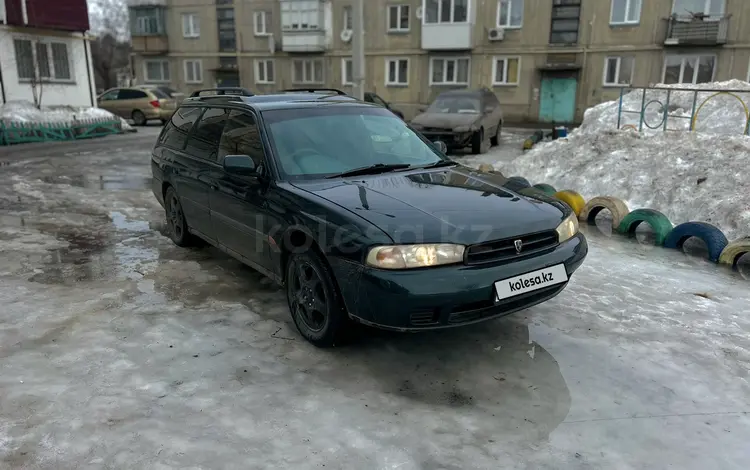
[0,117,124,145]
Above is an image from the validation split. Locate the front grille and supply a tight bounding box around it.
[409,308,440,326]
[448,284,565,324]
[423,127,452,133]
[466,230,558,265]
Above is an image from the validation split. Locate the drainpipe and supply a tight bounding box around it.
[83,35,95,107]
[0,62,6,104]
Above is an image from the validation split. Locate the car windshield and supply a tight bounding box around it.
[263,107,446,180]
[427,96,481,114]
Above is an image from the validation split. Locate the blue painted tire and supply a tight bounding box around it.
[508,176,531,188]
[663,222,729,263]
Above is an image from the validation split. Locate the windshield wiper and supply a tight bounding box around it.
[412,160,456,170]
[325,163,411,179]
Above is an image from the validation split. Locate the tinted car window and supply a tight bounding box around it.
[119,89,148,99]
[99,89,120,100]
[162,106,202,150]
[218,111,265,170]
[185,107,230,161]
[149,88,170,99]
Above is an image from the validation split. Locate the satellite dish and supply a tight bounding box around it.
[340,29,353,43]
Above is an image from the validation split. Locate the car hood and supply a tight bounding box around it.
[290,166,567,246]
[411,112,480,130]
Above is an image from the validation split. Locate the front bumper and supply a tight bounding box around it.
[418,130,473,148]
[330,233,588,331]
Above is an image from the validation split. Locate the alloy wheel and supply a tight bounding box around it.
[289,260,328,332]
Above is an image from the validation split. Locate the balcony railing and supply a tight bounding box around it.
[664,14,729,46]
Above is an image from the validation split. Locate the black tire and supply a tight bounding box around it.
[164,186,200,247]
[490,122,502,146]
[471,128,485,155]
[286,249,350,347]
[132,110,147,126]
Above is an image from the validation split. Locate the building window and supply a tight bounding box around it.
[341,58,353,85]
[603,56,634,86]
[343,6,352,31]
[497,0,523,28]
[281,0,322,31]
[255,59,275,84]
[663,55,715,84]
[672,0,724,17]
[145,59,170,83]
[217,8,236,51]
[429,57,470,85]
[13,39,71,81]
[254,11,270,35]
[385,58,409,86]
[184,60,203,83]
[293,58,324,84]
[610,0,641,25]
[424,0,469,24]
[131,7,165,35]
[182,13,200,38]
[550,0,580,44]
[492,56,520,85]
[388,5,410,32]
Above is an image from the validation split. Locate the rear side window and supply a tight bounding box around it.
[149,88,170,99]
[119,89,148,99]
[185,107,230,161]
[218,110,265,169]
[161,106,202,150]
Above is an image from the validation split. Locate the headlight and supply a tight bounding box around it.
[556,213,579,243]
[366,244,465,269]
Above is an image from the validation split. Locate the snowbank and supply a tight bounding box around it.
[495,81,750,241]
[0,100,134,132]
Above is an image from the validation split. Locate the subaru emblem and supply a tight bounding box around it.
[514,239,523,253]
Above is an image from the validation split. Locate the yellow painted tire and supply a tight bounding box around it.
[579,196,630,227]
[553,190,586,216]
[718,237,750,268]
[478,163,494,173]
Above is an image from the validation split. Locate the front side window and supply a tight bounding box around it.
[292,59,324,84]
[425,0,468,24]
[219,111,266,169]
[497,0,523,28]
[281,0,321,30]
[263,108,444,179]
[186,108,230,161]
[603,56,634,86]
[430,57,470,85]
[610,0,641,25]
[663,55,715,84]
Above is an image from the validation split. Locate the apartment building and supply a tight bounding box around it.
[0,0,96,107]
[127,0,750,123]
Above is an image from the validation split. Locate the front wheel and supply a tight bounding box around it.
[286,250,349,347]
[471,128,486,155]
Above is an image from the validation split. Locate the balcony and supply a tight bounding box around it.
[421,23,473,50]
[664,14,729,46]
[280,0,327,52]
[131,35,169,54]
[129,4,168,54]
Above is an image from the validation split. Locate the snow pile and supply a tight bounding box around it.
[582,79,750,136]
[494,81,750,241]
[0,100,133,132]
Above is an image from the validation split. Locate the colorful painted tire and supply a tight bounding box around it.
[553,190,586,216]
[663,222,729,263]
[579,196,630,227]
[478,163,494,173]
[508,176,531,188]
[616,209,673,246]
[532,183,557,196]
[718,237,750,268]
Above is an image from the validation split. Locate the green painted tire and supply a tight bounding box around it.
[531,183,557,196]
[616,208,673,246]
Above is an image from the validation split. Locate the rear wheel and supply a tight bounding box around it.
[286,250,349,347]
[132,110,147,126]
[471,128,485,155]
[164,187,201,247]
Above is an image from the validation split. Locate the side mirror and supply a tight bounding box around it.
[432,140,448,153]
[223,154,256,176]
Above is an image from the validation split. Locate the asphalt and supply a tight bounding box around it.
[0,130,748,469]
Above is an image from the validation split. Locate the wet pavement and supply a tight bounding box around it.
[1,131,749,469]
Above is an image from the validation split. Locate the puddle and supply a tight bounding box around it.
[110,211,150,232]
[40,174,152,190]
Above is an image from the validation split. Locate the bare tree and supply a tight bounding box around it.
[88,0,131,91]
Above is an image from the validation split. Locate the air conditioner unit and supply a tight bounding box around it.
[340,29,353,43]
[488,28,505,41]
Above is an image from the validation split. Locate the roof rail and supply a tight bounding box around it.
[280,88,348,96]
[189,87,255,98]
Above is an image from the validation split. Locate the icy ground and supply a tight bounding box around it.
[0,131,749,469]
[472,81,750,241]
